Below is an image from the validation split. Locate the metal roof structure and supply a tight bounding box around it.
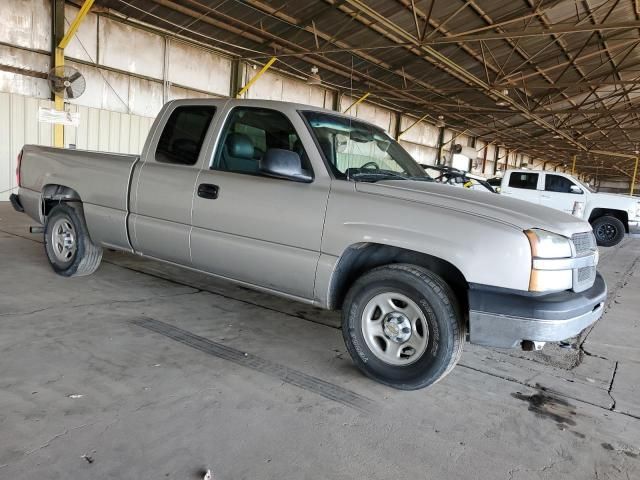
[96,0,640,180]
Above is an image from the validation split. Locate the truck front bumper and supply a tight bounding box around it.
[628,220,640,237]
[468,273,607,348]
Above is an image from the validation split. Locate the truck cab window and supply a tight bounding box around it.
[545,174,577,193]
[212,107,312,176]
[156,106,216,166]
[508,172,538,190]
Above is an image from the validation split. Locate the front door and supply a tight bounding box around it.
[190,105,330,300]
[540,173,585,215]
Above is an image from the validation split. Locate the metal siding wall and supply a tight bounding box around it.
[0,0,51,51]
[0,93,153,200]
[0,93,51,200]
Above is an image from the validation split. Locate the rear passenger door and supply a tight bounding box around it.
[190,105,330,300]
[501,171,541,204]
[129,101,219,265]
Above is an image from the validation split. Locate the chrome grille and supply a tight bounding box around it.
[572,232,596,256]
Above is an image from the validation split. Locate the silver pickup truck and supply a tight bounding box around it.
[10,99,607,390]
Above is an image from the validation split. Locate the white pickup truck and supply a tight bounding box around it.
[10,99,607,389]
[501,169,640,247]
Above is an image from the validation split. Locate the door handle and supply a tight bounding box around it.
[541,194,551,198]
[198,183,219,199]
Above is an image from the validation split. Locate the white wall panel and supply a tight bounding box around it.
[0,71,49,99]
[400,141,437,166]
[168,41,231,96]
[245,70,284,101]
[0,93,52,200]
[339,96,395,133]
[64,4,98,62]
[0,0,51,51]
[244,69,334,109]
[98,17,164,79]
[62,103,152,155]
[168,85,214,101]
[128,76,163,117]
[0,45,50,75]
[399,115,439,147]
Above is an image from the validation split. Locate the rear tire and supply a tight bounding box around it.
[591,215,625,247]
[341,264,465,390]
[44,203,103,277]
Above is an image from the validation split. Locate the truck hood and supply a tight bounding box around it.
[355,180,591,237]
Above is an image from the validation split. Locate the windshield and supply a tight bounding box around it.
[301,111,430,181]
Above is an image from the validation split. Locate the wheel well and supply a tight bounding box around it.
[41,185,81,217]
[589,208,629,233]
[328,243,468,312]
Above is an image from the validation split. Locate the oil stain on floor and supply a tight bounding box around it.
[511,386,577,426]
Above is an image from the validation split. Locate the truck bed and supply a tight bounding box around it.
[19,144,139,250]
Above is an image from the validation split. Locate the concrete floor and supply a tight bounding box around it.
[0,202,639,480]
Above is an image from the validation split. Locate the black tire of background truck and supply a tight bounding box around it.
[591,215,626,247]
[44,203,103,277]
[341,264,465,390]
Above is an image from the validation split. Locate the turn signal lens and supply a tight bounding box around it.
[529,269,573,292]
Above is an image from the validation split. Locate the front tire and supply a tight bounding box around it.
[342,264,465,390]
[44,203,103,277]
[591,215,625,247]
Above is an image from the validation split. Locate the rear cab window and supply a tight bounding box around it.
[508,172,539,190]
[155,106,216,166]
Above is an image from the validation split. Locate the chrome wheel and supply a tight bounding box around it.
[50,217,77,263]
[361,292,429,366]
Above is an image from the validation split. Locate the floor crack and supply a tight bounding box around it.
[608,361,619,411]
[23,422,92,456]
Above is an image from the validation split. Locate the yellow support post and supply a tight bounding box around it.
[53,0,96,147]
[59,0,95,49]
[343,92,370,113]
[53,47,65,147]
[236,57,277,98]
[631,157,639,196]
[571,154,576,175]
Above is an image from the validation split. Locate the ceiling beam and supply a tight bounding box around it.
[421,21,640,44]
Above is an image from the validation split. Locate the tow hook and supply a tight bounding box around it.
[521,340,546,351]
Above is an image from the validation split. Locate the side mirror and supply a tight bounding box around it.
[260,148,313,183]
[570,185,583,194]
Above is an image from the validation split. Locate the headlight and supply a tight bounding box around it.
[525,229,573,292]
[525,229,572,258]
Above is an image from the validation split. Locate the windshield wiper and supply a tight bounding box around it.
[348,170,409,182]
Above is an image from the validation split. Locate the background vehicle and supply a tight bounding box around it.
[422,164,496,193]
[501,169,640,247]
[10,99,606,390]
[486,176,503,193]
